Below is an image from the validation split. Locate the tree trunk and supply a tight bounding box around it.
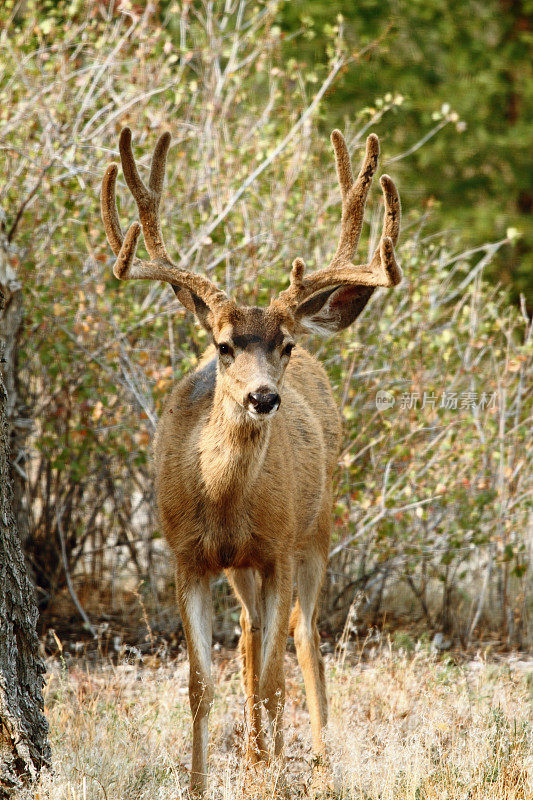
[0,214,29,547]
[0,369,50,797]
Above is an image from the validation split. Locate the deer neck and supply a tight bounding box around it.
[198,384,272,508]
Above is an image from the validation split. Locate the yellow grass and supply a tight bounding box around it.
[39,643,532,799]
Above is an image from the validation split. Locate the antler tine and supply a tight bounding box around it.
[101,129,229,312]
[330,131,380,267]
[366,173,402,285]
[149,130,172,195]
[379,174,401,246]
[114,220,141,279]
[101,162,123,256]
[118,127,171,262]
[119,127,148,202]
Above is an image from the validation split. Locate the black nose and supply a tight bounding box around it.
[247,391,280,414]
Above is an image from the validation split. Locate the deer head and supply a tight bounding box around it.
[101,127,401,421]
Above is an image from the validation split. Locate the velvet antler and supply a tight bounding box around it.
[101,128,228,314]
[276,131,401,314]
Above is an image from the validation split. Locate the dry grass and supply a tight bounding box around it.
[39,642,532,800]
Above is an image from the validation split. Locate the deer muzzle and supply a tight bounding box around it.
[246,389,281,416]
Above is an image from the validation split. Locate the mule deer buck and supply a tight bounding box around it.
[101,126,401,793]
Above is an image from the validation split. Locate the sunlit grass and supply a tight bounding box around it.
[39,643,532,799]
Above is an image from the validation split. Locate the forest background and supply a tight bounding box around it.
[0,0,531,656]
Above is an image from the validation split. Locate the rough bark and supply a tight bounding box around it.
[0,369,50,797]
[0,212,29,547]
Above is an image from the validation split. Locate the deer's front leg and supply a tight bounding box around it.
[259,562,293,757]
[176,573,213,795]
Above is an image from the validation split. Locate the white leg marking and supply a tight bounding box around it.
[185,580,212,675]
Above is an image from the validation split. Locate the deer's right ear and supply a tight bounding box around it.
[172,286,214,333]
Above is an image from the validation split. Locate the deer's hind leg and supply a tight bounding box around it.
[290,543,328,758]
[226,568,267,761]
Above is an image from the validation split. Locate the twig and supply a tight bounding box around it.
[385,119,450,165]
[56,506,98,639]
[467,546,493,643]
[7,162,54,243]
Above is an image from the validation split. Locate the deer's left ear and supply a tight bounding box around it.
[295,284,374,335]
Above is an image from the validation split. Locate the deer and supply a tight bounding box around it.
[100,125,401,794]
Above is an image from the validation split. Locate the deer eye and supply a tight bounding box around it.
[218,342,234,358]
[283,342,295,357]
